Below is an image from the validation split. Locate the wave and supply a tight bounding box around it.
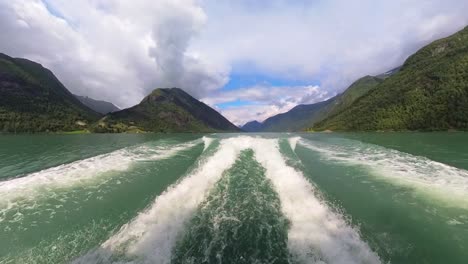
[73,136,380,264]
[299,137,468,208]
[0,139,201,216]
[250,138,381,264]
[73,137,253,264]
[202,136,214,151]
[288,137,300,152]
[172,149,290,263]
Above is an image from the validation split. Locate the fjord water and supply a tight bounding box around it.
[0,133,467,263]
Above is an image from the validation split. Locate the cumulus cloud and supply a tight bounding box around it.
[0,0,467,123]
[0,0,227,107]
[146,1,227,97]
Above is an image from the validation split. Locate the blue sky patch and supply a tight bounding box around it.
[223,72,320,91]
[215,99,259,109]
[41,0,66,20]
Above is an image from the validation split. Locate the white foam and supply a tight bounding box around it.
[202,136,214,151]
[288,137,301,151]
[0,140,199,210]
[73,137,255,264]
[73,136,380,263]
[250,138,381,264]
[299,138,468,207]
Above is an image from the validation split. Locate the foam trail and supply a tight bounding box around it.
[172,149,290,263]
[251,138,381,264]
[0,140,199,210]
[202,136,214,151]
[288,137,300,151]
[74,137,254,264]
[299,138,468,207]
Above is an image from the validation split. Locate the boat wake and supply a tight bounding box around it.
[298,137,468,208]
[74,136,380,264]
[0,139,201,222]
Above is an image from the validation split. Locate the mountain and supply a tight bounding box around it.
[245,72,392,132]
[94,88,240,133]
[322,75,384,119]
[259,99,335,132]
[314,26,468,131]
[241,121,263,132]
[243,66,401,132]
[74,94,120,114]
[375,66,402,79]
[0,53,100,133]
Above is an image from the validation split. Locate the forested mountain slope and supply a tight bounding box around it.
[314,26,468,131]
[0,53,100,132]
[95,88,240,133]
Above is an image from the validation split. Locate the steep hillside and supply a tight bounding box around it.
[259,99,335,132]
[94,88,240,133]
[315,26,468,131]
[0,53,100,132]
[322,75,384,119]
[74,94,120,114]
[247,73,387,132]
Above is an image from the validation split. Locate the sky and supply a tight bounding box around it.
[0,0,467,125]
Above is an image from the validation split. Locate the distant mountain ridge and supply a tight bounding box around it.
[259,99,335,132]
[95,88,240,133]
[74,94,120,114]
[244,70,393,132]
[0,53,100,132]
[241,121,263,132]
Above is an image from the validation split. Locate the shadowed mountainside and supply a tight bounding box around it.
[0,53,100,133]
[74,95,120,115]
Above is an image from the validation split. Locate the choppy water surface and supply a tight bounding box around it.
[0,132,467,263]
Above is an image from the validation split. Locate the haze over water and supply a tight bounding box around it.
[1,133,468,263]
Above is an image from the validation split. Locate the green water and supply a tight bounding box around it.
[0,133,467,263]
[173,150,290,263]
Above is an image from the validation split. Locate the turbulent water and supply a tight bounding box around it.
[0,133,468,264]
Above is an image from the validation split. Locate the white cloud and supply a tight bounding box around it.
[194,0,468,93]
[202,85,329,125]
[0,0,227,107]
